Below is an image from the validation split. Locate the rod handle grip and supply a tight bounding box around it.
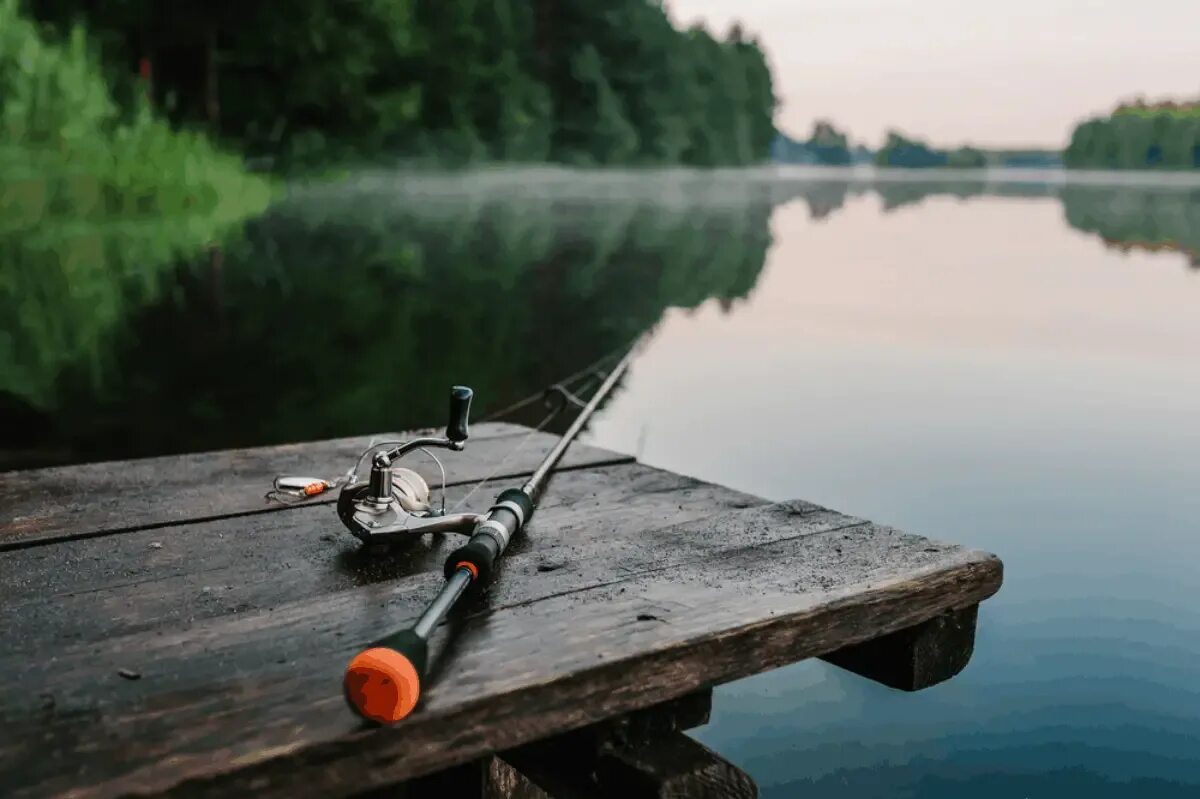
[444,493,531,586]
[343,629,428,724]
[446,386,473,443]
[445,533,501,585]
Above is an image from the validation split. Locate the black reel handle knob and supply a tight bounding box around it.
[447,386,473,443]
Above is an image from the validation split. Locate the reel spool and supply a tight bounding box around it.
[391,468,432,513]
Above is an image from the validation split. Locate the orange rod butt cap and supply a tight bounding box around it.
[343,647,421,724]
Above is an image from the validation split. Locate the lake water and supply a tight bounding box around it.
[4,167,1200,796]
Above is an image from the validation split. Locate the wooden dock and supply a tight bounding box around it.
[0,423,1003,798]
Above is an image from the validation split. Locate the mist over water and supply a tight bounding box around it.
[586,170,1200,797]
[3,167,1199,795]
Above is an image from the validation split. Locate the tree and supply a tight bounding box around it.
[556,45,639,164]
[1065,101,1200,170]
[24,0,779,168]
[807,120,851,165]
[875,131,947,168]
[945,146,985,168]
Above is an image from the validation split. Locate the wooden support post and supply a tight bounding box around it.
[487,758,552,799]
[498,690,755,798]
[593,733,757,799]
[822,605,979,690]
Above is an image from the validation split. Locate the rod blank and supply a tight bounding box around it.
[342,342,638,724]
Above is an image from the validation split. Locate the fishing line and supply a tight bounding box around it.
[478,343,629,422]
[443,405,559,515]
[445,343,637,512]
[266,341,634,506]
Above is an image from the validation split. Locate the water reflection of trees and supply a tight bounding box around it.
[7,172,1198,468]
[1060,186,1200,268]
[3,177,773,466]
[774,176,1200,269]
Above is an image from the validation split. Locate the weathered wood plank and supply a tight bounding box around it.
[0,463,763,651]
[0,423,632,550]
[822,604,979,690]
[0,501,1002,799]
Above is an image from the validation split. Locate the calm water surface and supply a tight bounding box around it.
[4,168,1199,796]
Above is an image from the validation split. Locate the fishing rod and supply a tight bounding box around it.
[339,344,638,724]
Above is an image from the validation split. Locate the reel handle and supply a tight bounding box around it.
[343,629,429,724]
[446,386,473,443]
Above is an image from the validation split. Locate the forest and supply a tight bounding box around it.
[774,101,1200,171]
[874,131,985,168]
[1065,102,1200,170]
[0,0,270,222]
[20,0,777,169]
[771,122,1057,169]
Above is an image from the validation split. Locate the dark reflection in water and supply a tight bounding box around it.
[3,169,1200,796]
[3,172,774,467]
[773,173,1200,268]
[581,171,1200,798]
[5,169,1200,469]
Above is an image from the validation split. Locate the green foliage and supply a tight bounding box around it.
[1066,111,1200,170]
[945,146,986,168]
[875,130,949,168]
[6,172,775,462]
[807,121,851,165]
[557,45,639,165]
[770,121,853,165]
[0,215,237,410]
[0,0,271,223]
[987,149,1062,168]
[1113,101,1200,120]
[1061,185,1200,266]
[0,0,269,410]
[26,0,777,169]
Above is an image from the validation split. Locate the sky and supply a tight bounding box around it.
[669,0,1200,148]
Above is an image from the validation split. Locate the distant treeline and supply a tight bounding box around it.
[874,131,986,168]
[1066,100,1200,170]
[772,121,1061,169]
[779,96,1200,173]
[771,121,871,166]
[25,1,776,169]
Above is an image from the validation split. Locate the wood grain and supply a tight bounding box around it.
[0,423,631,550]
[0,500,1002,798]
[0,463,762,651]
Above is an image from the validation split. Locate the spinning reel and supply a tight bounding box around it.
[336,387,486,545]
[338,344,640,725]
